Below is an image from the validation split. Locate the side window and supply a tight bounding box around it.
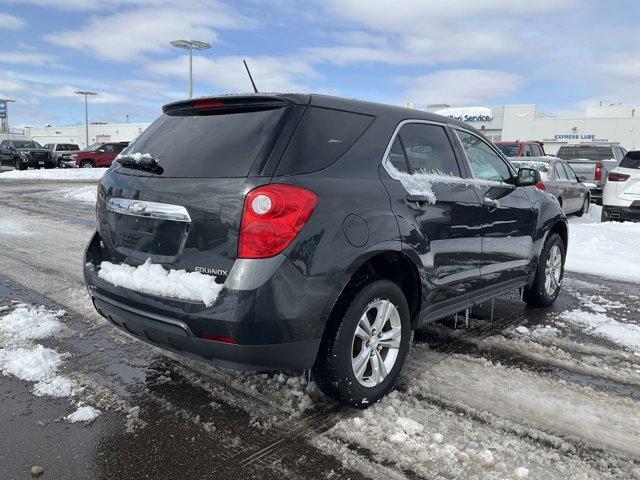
[114,144,127,153]
[530,144,542,156]
[555,163,570,181]
[524,144,534,157]
[456,130,513,182]
[102,144,115,152]
[396,123,460,176]
[386,137,409,173]
[561,162,577,182]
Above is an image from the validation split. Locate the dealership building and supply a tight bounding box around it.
[23,122,149,148]
[427,104,640,154]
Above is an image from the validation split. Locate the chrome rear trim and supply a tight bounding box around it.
[107,198,191,223]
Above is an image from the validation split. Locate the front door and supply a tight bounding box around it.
[380,121,484,308]
[453,129,535,285]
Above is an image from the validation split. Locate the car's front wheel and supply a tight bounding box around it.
[314,279,411,407]
[80,160,94,168]
[14,158,26,171]
[523,233,565,307]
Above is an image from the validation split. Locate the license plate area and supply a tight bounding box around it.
[113,215,187,257]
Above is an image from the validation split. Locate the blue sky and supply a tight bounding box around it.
[1,0,640,127]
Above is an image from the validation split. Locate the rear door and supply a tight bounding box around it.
[380,121,484,307]
[453,129,535,285]
[553,161,574,211]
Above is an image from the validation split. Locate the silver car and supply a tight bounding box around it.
[43,143,81,168]
[510,157,592,216]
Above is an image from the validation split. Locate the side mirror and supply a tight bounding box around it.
[578,176,586,183]
[516,167,540,187]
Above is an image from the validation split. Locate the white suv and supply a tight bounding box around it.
[602,151,640,222]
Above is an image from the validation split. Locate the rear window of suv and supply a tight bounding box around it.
[620,151,640,169]
[556,146,614,161]
[118,106,288,177]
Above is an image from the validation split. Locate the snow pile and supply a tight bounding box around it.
[98,259,224,307]
[0,168,108,181]
[65,405,101,423]
[514,324,560,339]
[115,152,153,163]
[0,305,76,399]
[560,309,640,352]
[0,305,65,341]
[0,345,62,382]
[58,186,97,203]
[566,205,640,283]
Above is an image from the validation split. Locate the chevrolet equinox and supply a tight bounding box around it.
[84,94,568,406]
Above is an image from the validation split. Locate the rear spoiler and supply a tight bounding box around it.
[162,95,293,116]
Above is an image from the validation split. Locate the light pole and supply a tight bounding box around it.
[74,91,97,148]
[0,99,16,135]
[169,40,211,98]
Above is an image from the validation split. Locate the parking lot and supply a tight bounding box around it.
[1,172,639,479]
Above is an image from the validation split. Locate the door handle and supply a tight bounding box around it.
[406,194,430,205]
[482,197,500,212]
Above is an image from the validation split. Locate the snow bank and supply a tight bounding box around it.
[98,259,224,307]
[0,168,108,181]
[33,375,76,398]
[566,205,640,283]
[560,308,640,352]
[65,405,101,423]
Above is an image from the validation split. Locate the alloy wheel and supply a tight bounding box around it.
[351,299,401,387]
[544,244,562,296]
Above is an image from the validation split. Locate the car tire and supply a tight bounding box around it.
[523,233,565,308]
[314,279,411,407]
[80,160,94,168]
[575,196,589,217]
[14,158,26,171]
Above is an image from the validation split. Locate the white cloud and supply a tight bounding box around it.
[0,51,55,65]
[0,75,27,92]
[44,85,128,104]
[396,69,524,107]
[45,2,247,62]
[0,12,25,30]
[146,55,320,94]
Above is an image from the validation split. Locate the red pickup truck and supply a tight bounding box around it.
[494,141,546,158]
[72,142,129,168]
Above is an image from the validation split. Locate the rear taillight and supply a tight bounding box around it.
[534,181,547,191]
[238,184,318,259]
[594,163,603,181]
[608,172,630,182]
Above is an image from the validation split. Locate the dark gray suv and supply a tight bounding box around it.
[84,94,567,406]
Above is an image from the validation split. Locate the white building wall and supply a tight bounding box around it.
[25,123,149,148]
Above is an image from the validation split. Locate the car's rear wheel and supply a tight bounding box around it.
[575,196,589,217]
[80,160,94,168]
[523,233,565,307]
[314,280,411,407]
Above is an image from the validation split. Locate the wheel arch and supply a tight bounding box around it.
[319,249,422,352]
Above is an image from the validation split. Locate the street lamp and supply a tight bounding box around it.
[74,91,97,148]
[169,39,211,98]
[0,99,16,134]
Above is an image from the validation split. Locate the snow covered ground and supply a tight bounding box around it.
[566,205,640,283]
[0,167,108,181]
[57,185,98,203]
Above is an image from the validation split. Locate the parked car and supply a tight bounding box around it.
[509,158,591,216]
[72,142,129,168]
[0,139,55,170]
[555,144,626,204]
[43,143,81,168]
[495,140,546,158]
[83,94,568,407]
[602,150,640,222]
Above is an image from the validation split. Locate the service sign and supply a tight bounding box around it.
[434,107,494,123]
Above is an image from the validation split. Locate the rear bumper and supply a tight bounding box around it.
[602,204,640,222]
[84,231,345,370]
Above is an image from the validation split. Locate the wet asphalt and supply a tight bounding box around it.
[1,178,639,479]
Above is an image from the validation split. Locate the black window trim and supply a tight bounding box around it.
[381,119,470,179]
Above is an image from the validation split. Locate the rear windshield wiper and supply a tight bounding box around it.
[116,153,163,173]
